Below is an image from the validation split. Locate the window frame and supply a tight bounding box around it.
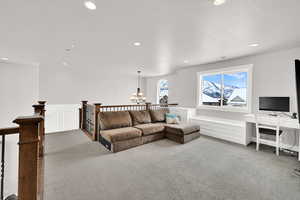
[157,79,169,104]
[197,64,253,113]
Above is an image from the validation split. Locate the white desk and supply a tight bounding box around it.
[244,114,300,161]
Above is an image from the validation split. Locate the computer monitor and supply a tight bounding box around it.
[259,97,290,112]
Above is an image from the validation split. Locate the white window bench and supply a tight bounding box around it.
[190,116,252,145]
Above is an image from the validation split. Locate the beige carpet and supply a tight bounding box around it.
[44,130,300,200]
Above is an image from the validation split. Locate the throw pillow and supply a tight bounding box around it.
[166,113,180,124]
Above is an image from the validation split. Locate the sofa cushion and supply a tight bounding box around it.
[165,123,200,135]
[150,108,169,122]
[129,110,151,125]
[134,123,165,136]
[100,127,142,142]
[99,111,132,130]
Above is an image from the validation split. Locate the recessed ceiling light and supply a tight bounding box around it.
[249,43,259,47]
[62,62,68,66]
[184,60,189,64]
[1,57,8,61]
[133,42,141,46]
[84,1,96,10]
[213,0,226,6]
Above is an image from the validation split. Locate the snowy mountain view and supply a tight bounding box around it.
[201,72,247,107]
[159,80,168,104]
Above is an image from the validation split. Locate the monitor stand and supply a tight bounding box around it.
[268,112,278,117]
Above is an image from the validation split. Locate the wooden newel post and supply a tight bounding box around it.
[146,102,151,111]
[13,115,43,200]
[81,101,88,129]
[94,103,102,141]
[37,101,46,199]
[33,103,46,157]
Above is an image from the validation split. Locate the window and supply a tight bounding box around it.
[198,65,252,112]
[157,79,168,104]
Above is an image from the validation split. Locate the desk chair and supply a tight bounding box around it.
[255,114,283,156]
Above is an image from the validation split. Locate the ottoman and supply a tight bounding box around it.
[165,123,200,144]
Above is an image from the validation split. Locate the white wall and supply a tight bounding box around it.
[146,47,300,117]
[38,65,146,133]
[39,65,141,105]
[0,63,39,126]
[145,47,300,146]
[0,62,39,197]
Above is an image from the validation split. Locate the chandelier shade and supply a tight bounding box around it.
[130,71,146,104]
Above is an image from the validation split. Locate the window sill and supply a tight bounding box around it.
[197,105,251,113]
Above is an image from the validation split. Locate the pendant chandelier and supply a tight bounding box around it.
[130,70,146,104]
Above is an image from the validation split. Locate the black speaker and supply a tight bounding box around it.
[295,59,300,123]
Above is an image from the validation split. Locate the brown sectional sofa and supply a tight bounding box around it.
[98,108,200,153]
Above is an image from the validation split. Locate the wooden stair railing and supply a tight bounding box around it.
[0,101,46,200]
[0,127,19,135]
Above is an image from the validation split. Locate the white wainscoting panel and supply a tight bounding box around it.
[45,104,80,133]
